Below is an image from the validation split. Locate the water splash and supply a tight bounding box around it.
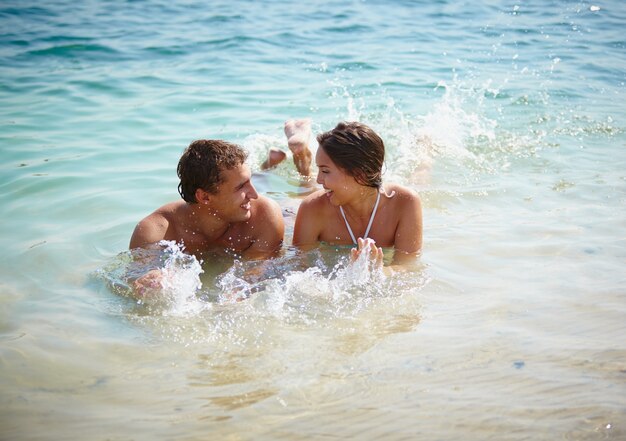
[221,244,403,323]
[329,79,365,121]
[155,241,206,316]
[324,78,506,187]
[96,239,429,348]
[98,239,424,315]
[241,132,285,172]
[95,240,207,316]
[323,76,623,191]
[421,81,497,156]
[215,260,257,303]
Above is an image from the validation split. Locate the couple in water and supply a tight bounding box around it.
[129,119,423,295]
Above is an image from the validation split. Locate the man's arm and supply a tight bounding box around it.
[242,196,285,259]
[127,212,174,298]
[129,212,169,249]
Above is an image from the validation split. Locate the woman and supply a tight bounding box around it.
[289,120,423,268]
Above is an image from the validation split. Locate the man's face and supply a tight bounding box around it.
[210,163,259,222]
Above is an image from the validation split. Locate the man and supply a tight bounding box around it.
[129,139,284,294]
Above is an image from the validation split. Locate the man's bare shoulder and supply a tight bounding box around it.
[244,195,283,234]
[251,194,281,218]
[242,195,285,257]
[129,201,185,249]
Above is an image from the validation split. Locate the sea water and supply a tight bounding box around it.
[1,0,625,439]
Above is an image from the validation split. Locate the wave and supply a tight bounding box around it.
[26,43,120,59]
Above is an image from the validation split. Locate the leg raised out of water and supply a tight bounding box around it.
[285,118,312,177]
[260,118,313,177]
[261,148,287,170]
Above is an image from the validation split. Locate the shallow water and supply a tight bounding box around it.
[1,0,625,439]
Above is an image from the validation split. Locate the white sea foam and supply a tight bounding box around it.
[241,133,285,171]
[153,241,207,316]
[97,241,207,316]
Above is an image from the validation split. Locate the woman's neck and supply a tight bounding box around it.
[341,186,380,219]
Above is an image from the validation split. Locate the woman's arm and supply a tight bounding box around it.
[293,193,324,248]
[392,189,423,265]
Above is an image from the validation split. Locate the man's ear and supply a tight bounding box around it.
[195,188,211,204]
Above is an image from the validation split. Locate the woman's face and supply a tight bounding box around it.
[315,147,359,206]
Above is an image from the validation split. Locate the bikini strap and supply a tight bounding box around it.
[339,190,381,245]
[339,206,357,244]
[364,190,381,239]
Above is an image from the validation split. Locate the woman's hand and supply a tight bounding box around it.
[350,237,384,269]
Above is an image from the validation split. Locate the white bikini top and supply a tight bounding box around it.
[339,190,381,245]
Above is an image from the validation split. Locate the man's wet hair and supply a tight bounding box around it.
[177,139,248,203]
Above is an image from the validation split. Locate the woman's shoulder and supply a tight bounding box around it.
[296,190,335,221]
[293,189,334,244]
[383,184,422,222]
[383,183,420,202]
[301,189,332,208]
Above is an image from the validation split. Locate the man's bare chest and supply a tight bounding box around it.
[174,225,254,254]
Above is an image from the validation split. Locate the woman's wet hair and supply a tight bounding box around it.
[177,140,247,203]
[316,121,384,188]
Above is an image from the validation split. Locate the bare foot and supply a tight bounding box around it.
[284,119,312,176]
[261,147,287,170]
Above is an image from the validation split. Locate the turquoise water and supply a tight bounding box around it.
[1,1,625,439]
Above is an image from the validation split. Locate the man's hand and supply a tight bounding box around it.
[133,269,164,297]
